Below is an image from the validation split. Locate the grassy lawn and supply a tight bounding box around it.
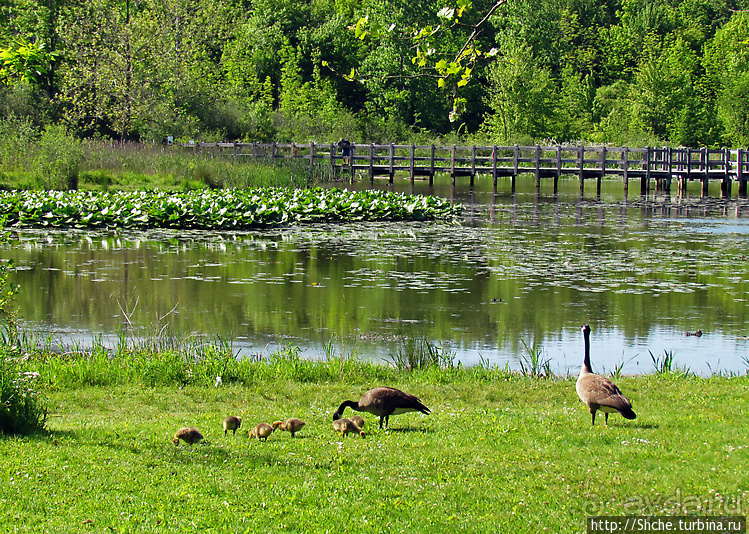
[1,374,747,533]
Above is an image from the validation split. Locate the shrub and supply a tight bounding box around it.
[0,355,48,434]
[32,124,83,190]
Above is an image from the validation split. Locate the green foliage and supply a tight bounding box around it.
[31,124,83,190]
[0,37,57,87]
[385,336,456,370]
[0,187,461,229]
[0,355,47,435]
[1,0,748,146]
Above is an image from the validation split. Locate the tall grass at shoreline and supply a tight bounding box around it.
[0,133,334,191]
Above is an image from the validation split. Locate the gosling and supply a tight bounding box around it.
[349,415,365,429]
[332,418,365,439]
[249,422,274,441]
[223,416,242,436]
[173,427,204,446]
[272,418,306,437]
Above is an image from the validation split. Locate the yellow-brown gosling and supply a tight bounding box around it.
[272,418,306,437]
[332,418,365,438]
[173,427,204,445]
[333,386,430,429]
[223,416,242,436]
[349,415,365,429]
[249,422,274,441]
[576,324,637,426]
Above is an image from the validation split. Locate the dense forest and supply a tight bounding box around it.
[1,0,748,148]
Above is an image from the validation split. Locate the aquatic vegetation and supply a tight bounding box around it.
[0,188,461,229]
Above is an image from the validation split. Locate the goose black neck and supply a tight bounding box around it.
[583,326,592,372]
[334,400,359,419]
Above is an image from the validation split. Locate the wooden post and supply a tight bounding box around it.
[492,145,498,190]
[410,144,416,184]
[370,143,375,184]
[451,144,457,186]
[533,145,541,191]
[554,146,561,194]
[470,145,476,187]
[722,147,732,197]
[739,149,747,197]
[623,147,629,196]
[430,145,435,186]
[578,146,585,194]
[597,146,605,196]
[642,146,650,195]
[309,142,316,170]
[350,144,356,182]
[511,145,518,193]
[389,143,395,184]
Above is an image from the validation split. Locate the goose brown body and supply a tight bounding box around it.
[332,418,365,438]
[223,416,242,436]
[576,324,636,425]
[333,387,430,429]
[272,418,306,436]
[173,427,203,445]
[249,423,274,441]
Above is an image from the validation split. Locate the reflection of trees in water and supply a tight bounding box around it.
[3,203,749,372]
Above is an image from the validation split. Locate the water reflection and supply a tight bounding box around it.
[2,175,749,375]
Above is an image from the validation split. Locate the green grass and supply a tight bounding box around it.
[0,351,747,532]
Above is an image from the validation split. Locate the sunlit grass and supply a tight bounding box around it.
[1,372,747,533]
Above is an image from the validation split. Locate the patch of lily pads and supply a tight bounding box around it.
[0,188,461,229]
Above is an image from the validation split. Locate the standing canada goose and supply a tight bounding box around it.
[349,415,365,429]
[249,422,274,441]
[272,418,306,437]
[576,324,637,426]
[332,418,365,438]
[223,416,242,436]
[333,387,430,429]
[173,427,204,445]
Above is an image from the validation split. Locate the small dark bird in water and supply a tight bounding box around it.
[272,418,306,437]
[173,427,204,445]
[576,324,636,426]
[249,423,274,441]
[332,418,365,438]
[686,330,703,337]
[223,416,242,436]
[333,386,430,429]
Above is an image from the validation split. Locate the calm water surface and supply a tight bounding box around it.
[3,175,749,375]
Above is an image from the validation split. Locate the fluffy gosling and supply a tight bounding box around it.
[272,418,306,437]
[223,416,242,436]
[332,418,365,439]
[349,415,365,429]
[249,422,274,441]
[173,427,203,445]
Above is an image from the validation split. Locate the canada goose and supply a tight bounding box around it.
[223,416,242,436]
[173,427,203,445]
[272,418,306,437]
[333,387,430,429]
[576,324,637,425]
[249,423,274,441]
[332,418,365,438]
[349,415,365,429]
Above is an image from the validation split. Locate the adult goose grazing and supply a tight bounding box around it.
[576,324,636,426]
[333,387,430,429]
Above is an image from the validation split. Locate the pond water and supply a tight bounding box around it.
[2,174,749,376]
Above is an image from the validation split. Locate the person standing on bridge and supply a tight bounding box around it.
[337,138,352,166]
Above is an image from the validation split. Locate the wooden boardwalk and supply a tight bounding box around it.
[179,142,749,197]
